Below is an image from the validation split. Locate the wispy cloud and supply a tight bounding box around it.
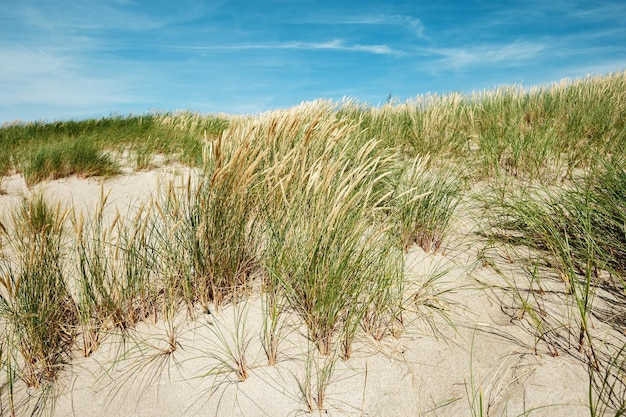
[10,0,208,32]
[0,46,138,121]
[1,0,623,122]
[567,1,626,23]
[295,14,426,38]
[425,40,546,70]
[176,39,400,56]
[0,48,69,78]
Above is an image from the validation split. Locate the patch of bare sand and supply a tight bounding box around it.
[0,170,596,416]
[0,166,197,218]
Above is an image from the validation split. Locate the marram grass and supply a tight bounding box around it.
[24,138,119,186]
[0,194,76,389]
[481,156,626,412]
[0,112,231,183]
[0,71,624,415]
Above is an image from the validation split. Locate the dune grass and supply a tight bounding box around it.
[395,155,464,253]
[480,155,626,413]
[24,138,120,186]
[152,137,264,317]
[0,71,625,415]
[0,113,230,184]
[341,71,626,182]
[262,134,403,355]
[0,195,76,390]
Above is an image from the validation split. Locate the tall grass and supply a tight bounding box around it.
[0,71,623,415]
[24,138,119,185]
[339,94,474,159]
[482,157,626,413]
[395,156,464,253]
[1,72,624,184]
[250,105,405,356]
[73,191,158,340]
[0,195,76,388]
[340,71,626,181]
[0,113,231,182]
[484,159,626,301]
[152,136,263,317]
[475,73,626,180]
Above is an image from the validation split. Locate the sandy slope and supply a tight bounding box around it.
[0,169,594,416]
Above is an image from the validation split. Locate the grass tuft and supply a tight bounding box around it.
[0,194,77,388]
[24,139,119,186]
[395,155,464,253]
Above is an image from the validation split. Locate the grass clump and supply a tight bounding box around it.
[152,137,263,317]
[254,106,404,356]
[577,161,626,278]
[395,156,464,253]
[0,194,77,388]
[482,158,626,413]
[1,113,231,182]
[72,193,159,344]
[24,138,119,186]
[485,159,626,297]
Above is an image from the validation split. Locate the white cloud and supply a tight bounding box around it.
[567,2,626,23]
[177,40,400,56]
[295,14,427,38]
[0,46,138,121]
[289,40,397,55]
[394,15,426,38]
[12,0,208,33]
[425,40,546,69]
[0,48,69,77]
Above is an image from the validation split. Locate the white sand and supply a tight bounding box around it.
[0,170,601,416]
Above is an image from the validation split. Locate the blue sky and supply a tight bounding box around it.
[1,0,625,123]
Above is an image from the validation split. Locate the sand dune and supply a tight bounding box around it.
[0,168,596,416]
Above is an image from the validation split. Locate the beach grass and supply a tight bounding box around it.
[0,194,76,389]
[0,113,230,183]
[0,71,625,415]
[480,154,626,411]
[24,138,120,185]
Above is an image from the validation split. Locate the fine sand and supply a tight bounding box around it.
[0,168,596,416]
